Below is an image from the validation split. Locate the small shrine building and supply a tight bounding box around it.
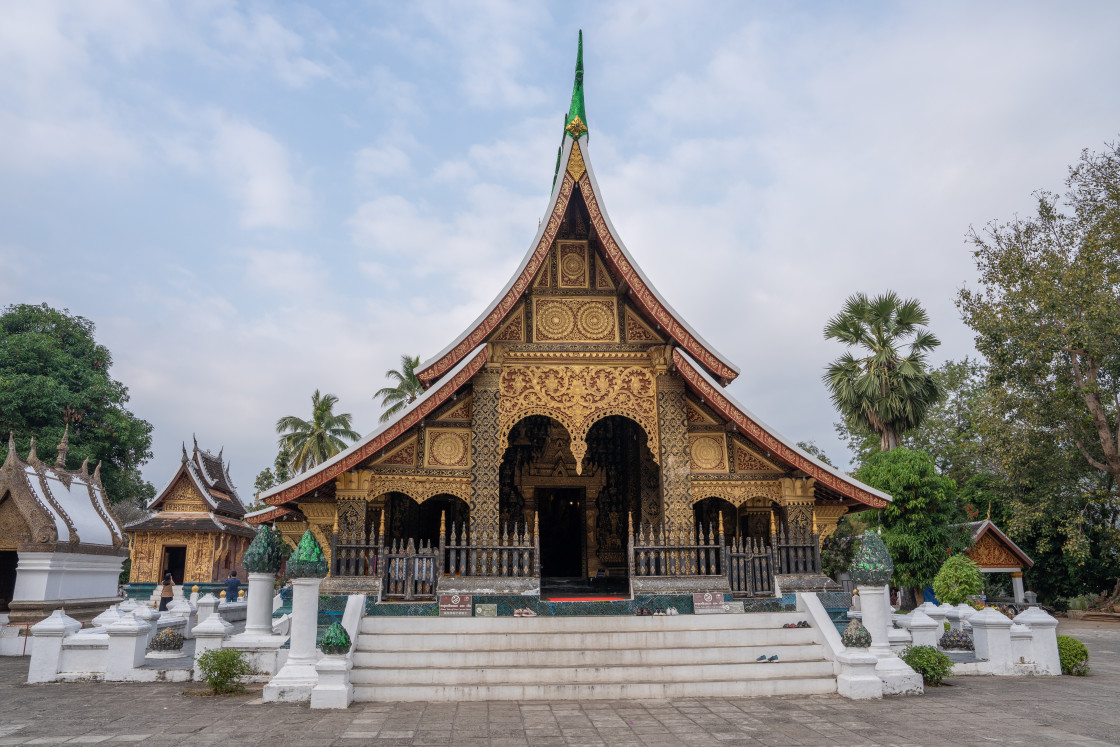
[251,36,891,598]
[962,519,1034,604]
[125,439,254,594]
[0,430,128,624]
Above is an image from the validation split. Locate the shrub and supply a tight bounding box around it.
[148,628,184,652]
[1056,635,1090,676]
[932,555,984,606]
[901,645,954,686]
[1049,597,1069,613]
[195,648,251,694]
[939,629,974,650]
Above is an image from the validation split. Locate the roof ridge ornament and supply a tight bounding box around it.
[4,432,16,468]
[55,424,70,468]
[564,30,587,140]
[181,442,189,464]
[27,436,38,465]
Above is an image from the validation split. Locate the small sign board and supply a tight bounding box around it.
[725,601,745,614]
[439,594,472,617]
[693,592,728,614]
[475,603,498,617]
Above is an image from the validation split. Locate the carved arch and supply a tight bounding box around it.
[689,480,782,507]
[366,477,471,505]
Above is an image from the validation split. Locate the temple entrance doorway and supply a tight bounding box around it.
[0,551,17,612]
[538,487,586,579]
[162,546,186,584]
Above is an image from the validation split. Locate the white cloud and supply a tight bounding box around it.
[355,144,412,180]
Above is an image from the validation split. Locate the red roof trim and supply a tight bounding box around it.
[245,506,293,525]
[266,346,488,506]
[673,349,889,508]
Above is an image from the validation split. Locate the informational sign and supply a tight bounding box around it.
[439,594,472,617]
[693,592,728,614]
[474,603,498,617]
[725,601,745,614]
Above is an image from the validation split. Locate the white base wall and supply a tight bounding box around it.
[12,552,124,604]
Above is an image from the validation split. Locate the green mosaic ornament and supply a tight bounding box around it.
[242,526,286,575]
[564,30,587,139]
[841,618,872,648]
[286,529,328,579]
[148,627,184,652]
[848,531,894,586]
[318,621,351,655]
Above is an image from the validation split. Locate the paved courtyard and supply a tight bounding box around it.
[0,620,1116,746]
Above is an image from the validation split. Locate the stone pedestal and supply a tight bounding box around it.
[27,609,81,683]
[244,573,275,636]
[192,614,232,679]
[105,614,151,681]
[970,607,1013,673]
[228,573,288,677]
[264,576,322,702]
[1011,572,1026,604]
[907,609,940,648]
[857,584,923,695]
[311,654,353,709]
[1014,607,1060,675]
[836,650,882,699]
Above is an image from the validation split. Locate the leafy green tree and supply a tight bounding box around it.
[253,468,275,498]
[856,448,971,597]
[374,354,423,423]
[932,554,984,605]
[274,445,291,484]
[959,141,1120,491]
[823,292,943,452]
[276,390,360,474]
[796,440,834,467]
[0,304,154,504]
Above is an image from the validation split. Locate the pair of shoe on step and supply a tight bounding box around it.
[782,620,811,628]
[755,654,779,662]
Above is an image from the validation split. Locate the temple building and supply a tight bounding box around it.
[0,430,128,624]
[251,35,890,599]
[125,438,254,594]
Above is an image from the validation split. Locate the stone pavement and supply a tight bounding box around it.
[0,620,1117,746]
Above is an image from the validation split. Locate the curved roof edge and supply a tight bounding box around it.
[416,135,739,386]
[672,348,891,509]
[263,344,488,507]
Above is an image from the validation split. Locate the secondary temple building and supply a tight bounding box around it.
[251,37,891,599]
[125,439,254,593]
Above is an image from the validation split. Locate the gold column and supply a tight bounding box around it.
[469,368,502,533]
[655,373,694,533]
[779,477,816,535]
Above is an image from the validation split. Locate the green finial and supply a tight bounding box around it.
[564,30,587,140]
[318,621,352,655]
[286,529,328,578]
[243,526,287,575]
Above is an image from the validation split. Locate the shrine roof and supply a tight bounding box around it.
[125,511,256,538]
[962,520,1034,568]
[672,349,892,509]
[415,36,739,387]
[148,438,245,518]
[260,344,488,508]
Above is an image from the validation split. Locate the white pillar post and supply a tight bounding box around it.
[27,610,81,683]
[105,614,152,680]
[191,614,233,679]
[836,650,883,699]
[263,576,323,702]
[970,607,1014,674]
[1011,572,1026,604]
[1014,607,1060,675]
[857,584,892,656]
[245,572,276,636]
[196,593,219,625]
[907,609,940,648]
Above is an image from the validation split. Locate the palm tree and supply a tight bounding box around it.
[276,390,361,473]
[823,292,943,452]
[374,354,424,423]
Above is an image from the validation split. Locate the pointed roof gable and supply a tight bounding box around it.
[416,35,740,386]
[148,440,245,518]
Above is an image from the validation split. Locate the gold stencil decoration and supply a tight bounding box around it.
[533,251,552,288]
[532,297,618,343]
[594,253,615,291]
[684,398,718,426]
[497,364,659,474]
[557,242,589,288]
[566,139,587,181]
[161,477,208,512]
[373,436,417,467]
[491,304,526,342]
[367,475,471,505]
[624,305,663,343]
[690,479,782,507]
[688,433,728,473]
[436,396,472,422]
[733,441,781,472]
[968,531,1022,568]
[424,428,471,469]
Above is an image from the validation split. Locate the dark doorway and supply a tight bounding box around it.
[538,488,585,578]
[163,546,186,584]
[0,551,17,612]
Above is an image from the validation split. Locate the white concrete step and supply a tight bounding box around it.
[352,642,826,669]
[357,626,819,652]
[353,676,838,702]
[359,611,804,635]
[350,659,836,686]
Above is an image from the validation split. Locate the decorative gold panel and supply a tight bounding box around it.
[690,479,782,506]
[969,532,1022,568]
[685,399,719,426]
[436,396,473,422]
[594,253,615,291]
[688,433,728,473]
[491,304,526,343]
[624,305,663,343]
[0,494,32,550]
[815,505,847,540]
[497,364,659,474]
[367,475,471,504]
[160,476,208,512]
[128,531,218,583]
[733,441,782,472]
[372,436,417,467]
[567,140,587,182]
[424,428,471,469]
[533,296,619,343]
[557,241,590,288]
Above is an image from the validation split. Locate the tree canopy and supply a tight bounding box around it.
[276,390,360,473]
[374,354,423,424]
[0,303,154,504]
[823,292,943,451]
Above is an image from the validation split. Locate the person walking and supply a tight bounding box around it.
[224,570,241,603]
[158,572,174,611]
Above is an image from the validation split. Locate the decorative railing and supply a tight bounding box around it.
[627,516,726,578]
[382,537,442,601]
[725,536,776,597]
[444,517,539,578]
[774,524,821,576]
[331,525,382,579]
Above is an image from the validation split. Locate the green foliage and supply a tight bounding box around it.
[840,618,871,648]
[796,440,834,467]
[242,526,289,574]
[374,354,424,423]
[118,558,131,585]
[195,648,251,694]
[287,529,328,578]
[0,304,154,503]
[932,555,984,606]
[276,390,360,473]
[900,645,954,686]
[253,468,275,498]
[822,291,943,452]
[821,515,860,579]
[856,448,971,590]
[318,621,352,655]
[848,531,893,586]
[148,628,184,652]
[1056,634,1090,675]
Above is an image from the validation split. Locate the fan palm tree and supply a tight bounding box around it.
[374,354,424,423]
[276,390,361,473]
[823,292,943,452]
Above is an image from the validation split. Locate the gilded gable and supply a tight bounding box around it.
[161,476,208,513]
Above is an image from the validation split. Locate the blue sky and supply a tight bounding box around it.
[4,1,1120,499]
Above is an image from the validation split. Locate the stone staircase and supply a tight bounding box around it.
[351,611,837,701]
